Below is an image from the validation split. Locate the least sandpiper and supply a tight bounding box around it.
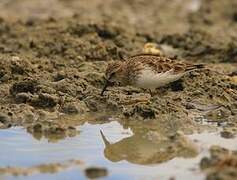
[101,54,204,95]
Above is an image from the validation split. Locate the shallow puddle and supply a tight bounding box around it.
[0,121,236,180]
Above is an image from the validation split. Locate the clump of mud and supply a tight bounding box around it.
[200,146,237,180]
[0,159,83,176]
[85,167,108,179]
[27,122,78,142]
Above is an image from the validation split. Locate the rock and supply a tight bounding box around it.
[0,113,11,129]
[10,80,38,96]
[61,101,88,114]
[204,107,232,122]
[200,157,212,170]
[33,123,43,133]
[31,93,58,108]
[200,146,237,180]
[170,79,184,91]
[62,103,79,114]
[230,76,237,84]
[185,102,196,109]
[10,56,24,74]
[0,113,9,123]
[67,126,77,137]
[53,72,66,82]
[15,92,31,103]
[220,130,235,139]
[134,104,156,119]
[27,121,79,142]
[85,167,108,179]
[143,43,163,55]
[0,69,5,79]
[0,122,5,128]
[0,73,10,82]
[84,99,98,112]
[37,85,56,94]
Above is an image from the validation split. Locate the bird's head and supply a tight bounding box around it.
[101,61,124,95]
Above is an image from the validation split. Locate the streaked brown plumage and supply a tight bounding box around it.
[101,54,204,95]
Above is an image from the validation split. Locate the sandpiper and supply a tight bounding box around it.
[101,54,204,95]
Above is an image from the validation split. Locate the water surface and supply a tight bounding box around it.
[0,121,236,180]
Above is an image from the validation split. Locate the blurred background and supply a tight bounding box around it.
[1,0,237,36]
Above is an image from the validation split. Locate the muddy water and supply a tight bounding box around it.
[0,121,236,180]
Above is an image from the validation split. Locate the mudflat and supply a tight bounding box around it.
[0,0,236,179]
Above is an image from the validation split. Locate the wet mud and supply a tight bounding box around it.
[0,0,237,179]
[200,146,237,180]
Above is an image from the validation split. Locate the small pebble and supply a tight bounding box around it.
[220,130,234,139]
[0,113,9,123]
[85,167,108,179]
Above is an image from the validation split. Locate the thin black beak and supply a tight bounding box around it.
[100,78,110,96]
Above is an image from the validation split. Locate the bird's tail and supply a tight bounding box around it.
[194,64,205,69]
[186,64,205,71]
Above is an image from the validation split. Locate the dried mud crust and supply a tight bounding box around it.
[0,1,236,137]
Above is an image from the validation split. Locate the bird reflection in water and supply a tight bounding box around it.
[100,129,198,165]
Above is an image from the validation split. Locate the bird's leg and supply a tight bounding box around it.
[149,89,154,96]
[151,87,167,96]
[140,88,159,97]
[141,88,153,96]
[147,89,158,97]
[145,89,157,96]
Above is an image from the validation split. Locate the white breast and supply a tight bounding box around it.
[135,67,184,89]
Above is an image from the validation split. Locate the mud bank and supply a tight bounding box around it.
[0,0,237,179]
